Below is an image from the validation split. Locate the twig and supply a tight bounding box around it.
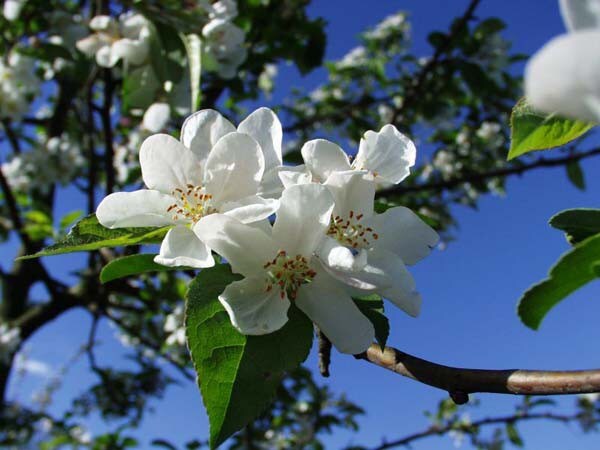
[376,147,600,198]
[0,165,32,251]
[100,69,115,195]
[1,120,21,154]
[357,345,600,402]
[317,328,332,377]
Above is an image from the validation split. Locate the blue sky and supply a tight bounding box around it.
[5,0,600,448]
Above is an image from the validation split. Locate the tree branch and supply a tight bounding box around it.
[357,345,600,403]
[376,147,600,198]
[100,69,115,196]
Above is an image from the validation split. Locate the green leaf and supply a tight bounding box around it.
[122,65,161,111]
[181,33,202,111]
[517,233,600,329]
[186,265,313,449]
[18,215,169,260]
[59,210,83,232]
[508,98,594,160]
[353,294,389,349]
[506,423,523,447]
[100,254,190,283]
[549,208,600,245]
[566,161,586,190]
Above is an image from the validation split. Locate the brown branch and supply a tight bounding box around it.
[100,69,115,195]
[357,345,600,403]
[317,328,332,377]
[376,147,600,198]
[1,120,21,154]
[366,411,578,450]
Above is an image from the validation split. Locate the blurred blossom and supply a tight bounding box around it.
[3,0,26,21]
[0,324,20,363]
[336,46,367,69]
[143,102,171,133]
[202,16,247,79]
[0,51,39,119]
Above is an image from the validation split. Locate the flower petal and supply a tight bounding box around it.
[95,44,119,68]
[112,38,149,65]
[296,273,374,354]
[219,276,290,335]
[76,35,105,57]
[319,251,390,292]
[324,170,375,219]
[139,134,202,193]
[272,184,334,256]
[525,31,600,123]
[354,124,416,184]
[367,249,421,317]
[143,102,171,133]
[237,107,283,171]
[366,206,439,265]
[258,166,284,199]
[96,190,175,228]
[317,236,365,272]
[221,195,279,224]
[204,132,264,206]
[180,109,235,162]
[154,225,215,268]
[278,165,312,189]
[559,0,600,31]
[193,213,277,277]
[301,139,351,182]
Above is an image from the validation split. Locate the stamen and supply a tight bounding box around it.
[167,184,217,223]
[327,212,378,249]
[263,250,316,300]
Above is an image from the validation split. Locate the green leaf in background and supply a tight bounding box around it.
[186,265,313,449]
[549,208,600,245]
[506,423,524,447]
[517,233,600,330]
[181,33,202,112]
[100,254,190,283]
[565,161,586,191]
[508,98,594,160]
[353,294,389,349]
[122,65,161,111]
[18,215,169,260]
[59,210,83,233]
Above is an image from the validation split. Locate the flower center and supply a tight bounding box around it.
[263,250,316,300]
[167,184,217,223]
[327,210,378,249]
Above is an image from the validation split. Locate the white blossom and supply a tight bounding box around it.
[365,12,409,40]
[164,304,186,346]
[0,51,39,119]
[3,0,26,21]
[76,12,151,68]
[143,102,171,133]
[476,121,501,140]
[525,0,600,122]
[194,184,376,354]
[0,324,20,363]
[203,18,247,79]
[96,108,280,269]
[336,46,367,70]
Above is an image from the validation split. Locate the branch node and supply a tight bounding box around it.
[449,390,469,405]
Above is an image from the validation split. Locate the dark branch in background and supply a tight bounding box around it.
[317,328,332,377]
[100,69,115,195]
[366,411,580,450]
[377,147,600,198]
[1,120,21,154]
[357,345,600,404]
[0,166,32,251]
[392,0,482,123]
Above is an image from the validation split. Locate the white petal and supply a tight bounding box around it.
[367,249,421,317]
[324,170,375,219]
[237,107,283,171]
[76,35,105,57]
[204,132,264,205]
[221,195,279,224]
[219,277,290,335]
[301,139,351,182]
[139,134,202,193]
[180,109,235,162]
[112,38,149,65]
[272,184,334,256]
[317,237,365,272]
[90,15,116,31]
[258,166,284,199]
[278,165,312,189]
[559,0,600,31]
[367,206,439,265]
[96,190,175,228]
[354,124,416,184]
[143,103,171,133]
[296,274,374,354]
[525,31,600,123]
[95,45,119,68]
[154,226,215,268]
[193,214,277,277]
[319,252,390,292]
[3,0,25,21]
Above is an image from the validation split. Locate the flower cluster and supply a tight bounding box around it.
[0,323,20,363]
[76,12,152,68]
[0,51,39,120]
[97,108,438,354]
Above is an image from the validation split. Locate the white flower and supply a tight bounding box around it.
[76,12,151,68]
[0,51,39,119]
[194,184,376,354]
[336,46,367,69]
[525,0,600,122]
[0,323,20,363]
[206,0,238,20]
[181,107,284,197]
[202,18,247,79]
[475,121,501,140]
[164,304,186,346]
[318,171,439,317]
[143,102,171,133]
[97,110,278,269]
[365,12,409,40]
[3,0,26,21]
[280,124,416,187]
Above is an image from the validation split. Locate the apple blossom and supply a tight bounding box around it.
[96,114,278,269]
[279,124,416,187]
[194,184,376,354]
[143,102,171,133]
[202,17,247,79]
[318,171,439,317]
[0,323,20,363]
[181,107,284,197]
[76,12,151,68]
[525,0,600,122]
[2,0,25,21]
[0,51,39,119]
